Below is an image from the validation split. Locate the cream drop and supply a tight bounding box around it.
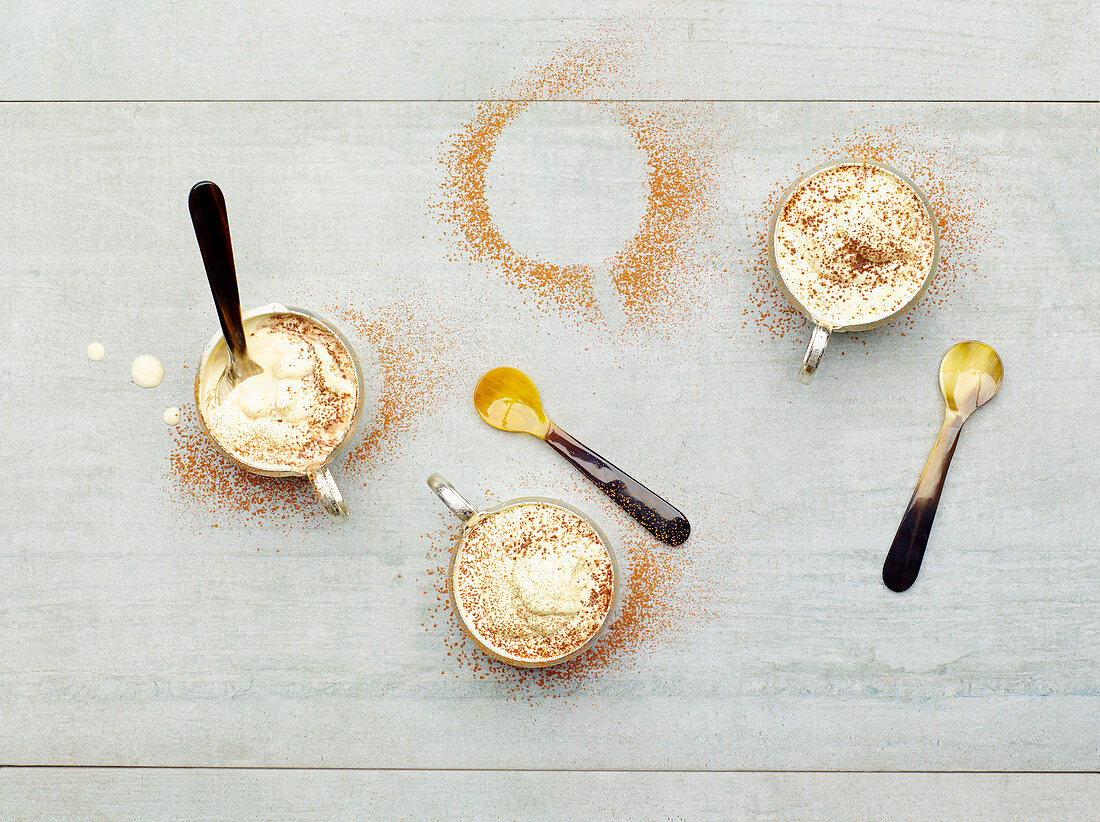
[131,355,164,388]
[163,406,181,426]
[86,342,105,361]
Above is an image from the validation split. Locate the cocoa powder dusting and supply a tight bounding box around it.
[455,503,614,663]
[331,302,455,478]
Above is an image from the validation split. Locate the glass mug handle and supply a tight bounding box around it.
[427,474,477,524]
[799,324,831,384]
[308,466,348,519]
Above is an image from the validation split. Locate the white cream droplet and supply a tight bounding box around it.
[86,342,105,361]
[163,406,181,426]
[131,355,164,388]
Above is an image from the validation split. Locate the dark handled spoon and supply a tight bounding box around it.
[189,181,262,401]
[882,341,1003,592]
[474,367,690,546]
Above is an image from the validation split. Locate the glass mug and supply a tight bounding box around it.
[768,158,940,384]
[195,303,365,518]
[427,474,620,668]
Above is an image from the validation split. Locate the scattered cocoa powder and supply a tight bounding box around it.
[166,404,323,525]
[331,302,456,479]
[433,42,718,331]
[610,105,718,326]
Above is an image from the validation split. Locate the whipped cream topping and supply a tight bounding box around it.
[453,502,614,664]
[774,163,935,328]
[199,312,358,473]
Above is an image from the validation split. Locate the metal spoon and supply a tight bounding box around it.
[189,181,262,402]
[474,367,691,546]
[882,341,1004,592]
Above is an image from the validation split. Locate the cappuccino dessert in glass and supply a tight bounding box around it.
[452,502,616,667]
[198,310,359,474]
[773,161,936,329]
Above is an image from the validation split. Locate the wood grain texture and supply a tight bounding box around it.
[0,101,1096,775]
[1,1,1096,102]
[3,770,1099,820]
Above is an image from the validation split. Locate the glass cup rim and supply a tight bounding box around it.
[193,303,365,478]
[448,496,621,669]
[766,157,941,331]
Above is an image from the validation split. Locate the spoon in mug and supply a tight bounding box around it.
[882,341,1004,592]
[189,181,262,403]
[474,367,691,546]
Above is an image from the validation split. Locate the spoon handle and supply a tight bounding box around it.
[189,181,248,361]
[544,423,690,546]
[882,411,964,592]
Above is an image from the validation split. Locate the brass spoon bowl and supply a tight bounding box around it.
[474,367,691,546]
[882,341,1004,592]
[475,367,551,438]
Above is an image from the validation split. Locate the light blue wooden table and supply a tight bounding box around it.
[1,2,1097,819]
